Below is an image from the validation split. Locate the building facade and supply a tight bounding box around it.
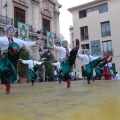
[68,0,120,75]
[0,0,61,60]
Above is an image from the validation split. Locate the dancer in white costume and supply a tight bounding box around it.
[0,25,42,94]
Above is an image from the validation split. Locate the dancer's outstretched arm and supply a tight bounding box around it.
[33,61,43,65]
[19,59,30,65]
[13,37,43,47]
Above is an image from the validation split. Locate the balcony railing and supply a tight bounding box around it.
[14,19,33,32]
[0,15,13,25]
[0,15,33,32]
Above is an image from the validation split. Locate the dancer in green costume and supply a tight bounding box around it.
[50,39,79,88]
[19,55,44,86]
[78,49,110,84]
[0,25,42,94]
[51,59,64,83]
[93,57,112,80]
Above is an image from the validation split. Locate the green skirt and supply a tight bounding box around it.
[56,70,64,81]
[28,69,37,82]
[60,59,71,81]
[0,42,20,84]
[0,54,16,84]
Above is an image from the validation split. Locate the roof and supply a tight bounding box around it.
[68,0,109,12]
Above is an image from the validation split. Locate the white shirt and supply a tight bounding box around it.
[70,72,74,76]
[52,62,61,69]
[77,71,80,76]
[78,53,98,65]
[53,44,71,59]
[115,74,120,79]
[54,70,57,75]
[22,60,42,69]
[0,36,36,51]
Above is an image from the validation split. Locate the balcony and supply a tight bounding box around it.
[0,15,13,25]
[14,19,33,32]
[0,15,33,33]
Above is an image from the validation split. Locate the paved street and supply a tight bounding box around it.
[0,80,120,120]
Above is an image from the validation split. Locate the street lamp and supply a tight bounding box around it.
[38,46,51,61]
[38,46,51,82]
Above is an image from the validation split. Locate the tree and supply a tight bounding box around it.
[17,48,30,83]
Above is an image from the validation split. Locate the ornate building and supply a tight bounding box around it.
[0,0,62,60]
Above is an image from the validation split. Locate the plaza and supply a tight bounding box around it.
[0,80,120,120]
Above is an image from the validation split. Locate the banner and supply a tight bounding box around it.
[18,22,29,41]
[47,31,54,48]
[91,40,101,56]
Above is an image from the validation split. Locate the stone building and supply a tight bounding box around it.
[68,0,120,75]
[0,0,62,60]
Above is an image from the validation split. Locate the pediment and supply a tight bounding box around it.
[42,9,52,18]
[13,0,28,7]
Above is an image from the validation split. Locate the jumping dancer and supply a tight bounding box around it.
[77,49,109,84]
[0,25,42,94]
[50,39,79,88]
[92,57,112,81]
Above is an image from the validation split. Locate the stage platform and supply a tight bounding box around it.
[0,80,120,120]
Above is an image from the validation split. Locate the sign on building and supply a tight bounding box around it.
[18,22,29,41]
[91,40,101,56]
[47,31,55,48]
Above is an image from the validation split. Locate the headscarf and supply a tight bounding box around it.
[83,49,89,54]
[107,62,112,68]
[4,25,15,34]
[61,40,68,46]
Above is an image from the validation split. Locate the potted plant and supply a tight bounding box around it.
[38,64,45,82]
[17,48,30,83]
[44,61,53,82]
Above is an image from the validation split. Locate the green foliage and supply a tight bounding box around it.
[38,64,45,79]
[53,60,58,63]
[17,49,30,77]
[44,61,53,77]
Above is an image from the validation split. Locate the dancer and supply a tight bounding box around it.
[19,55,44,86]
[51,58,64,83]
[0,25,42,94]
[102,62,113,80]
[50,39,79,88]
[77,49,109,84]
[92,57,112,81]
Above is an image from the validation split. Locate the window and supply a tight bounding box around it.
[102,40,113,56]
[93,6,98,11]
[80,26,89,40]
[87,6,98,13]
[79,9,87,18]
[42,18,50,36]
[14,7,25,23]
[81,44,89,49]
[99,3,108,13]
[87,8,92,13]
[101,21,111,37]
